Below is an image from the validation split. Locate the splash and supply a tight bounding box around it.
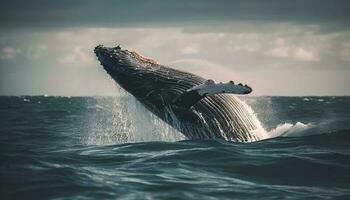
[267,122,312,138]
[83,91,184,145]
[239,97,314,140]
[239,97,319,141]
[124,95,185,142]
[237,96,269,140]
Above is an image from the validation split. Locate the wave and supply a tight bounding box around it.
[267,122,312,138]
[265,118,344,140]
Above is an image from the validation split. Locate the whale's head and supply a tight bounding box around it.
[94,45,158,75]
[94,44,165,99]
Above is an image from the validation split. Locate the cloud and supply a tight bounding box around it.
[0,26,349,95]
[294,47,317,61]
[59,46,94,64]
[26,44,48,60]
[0,0,349,32]
[181,46,199,55]
[0,0,349,95]
[266,38,319,61]
[341,42,350,61]
[168,58,236,81]
[266,38,289,58]
[0,47,21,60]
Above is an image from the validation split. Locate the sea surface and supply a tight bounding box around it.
[1,96,349,199]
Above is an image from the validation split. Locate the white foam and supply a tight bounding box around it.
[239,97,314,140]
[267,122,312,138]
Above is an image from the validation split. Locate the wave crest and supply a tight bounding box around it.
[267,122,312,138]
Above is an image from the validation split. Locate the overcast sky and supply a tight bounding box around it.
[0,0,349,96]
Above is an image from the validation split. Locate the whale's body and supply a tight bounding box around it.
[94,45,265,142]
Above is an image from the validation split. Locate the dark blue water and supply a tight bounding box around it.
[1,96,349,199]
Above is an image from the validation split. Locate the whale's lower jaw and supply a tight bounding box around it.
[94,45,262,142]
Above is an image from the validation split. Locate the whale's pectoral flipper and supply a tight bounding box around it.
[173,79,252,109]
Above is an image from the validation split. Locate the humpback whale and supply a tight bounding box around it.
[94,45,265,142]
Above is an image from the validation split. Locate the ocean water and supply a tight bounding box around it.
[1,96,349,199]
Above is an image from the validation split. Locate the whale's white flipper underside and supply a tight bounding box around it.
[174,79,252,109]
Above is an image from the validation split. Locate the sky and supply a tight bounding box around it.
[0,0,349,96]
